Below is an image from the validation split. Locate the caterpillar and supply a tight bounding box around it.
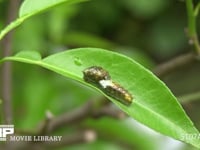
[83,66,133,106]
[83,66,111,86]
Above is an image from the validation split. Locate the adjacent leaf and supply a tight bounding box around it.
[1,48,200,148]
[122,0,170,19]
[19,0,87,17]
[84,118,157,150]
[64,31,115,49]
[0,0,87,40]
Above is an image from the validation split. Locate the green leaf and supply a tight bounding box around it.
[0,0,87,40]
[64,31,115,49]
[1,48,200,148]
[19,0,87,17]
[122,0,170,19]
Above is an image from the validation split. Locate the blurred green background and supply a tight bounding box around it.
[0,0,200,150]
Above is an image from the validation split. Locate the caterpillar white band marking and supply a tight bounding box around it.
[99,80,114,88]
[83,66,133,106]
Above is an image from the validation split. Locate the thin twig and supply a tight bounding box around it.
[153,0,200,79]
[186,0,200,54]
[41,100,93,134]
[38,110,54,136]
[36,99,125,134]
[1,0,20,124]
[153,52,196,77]
[11,99,125,149]
[44,130,97,149]
[178,91,200,104]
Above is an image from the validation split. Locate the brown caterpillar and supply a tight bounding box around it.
[83,66,111,85]
[83,66,133,106]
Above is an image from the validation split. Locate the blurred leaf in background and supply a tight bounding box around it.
[13,16,47,53]
[121,0,170,19]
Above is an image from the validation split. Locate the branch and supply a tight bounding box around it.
[37,99,126,134]
[1,0,20,124]
[153,52,196,77]
[44,130,97,149]
[178,91,200,104]
[12,99,125,149]
[186,0,200,54]
[38,100,93,134]
[156,1,200,79]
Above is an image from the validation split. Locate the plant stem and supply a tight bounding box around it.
[0,18,24,42]
[1,0,20,124]
[153,52,196,77]
[178,91,200,104]
[186,0,200,54]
